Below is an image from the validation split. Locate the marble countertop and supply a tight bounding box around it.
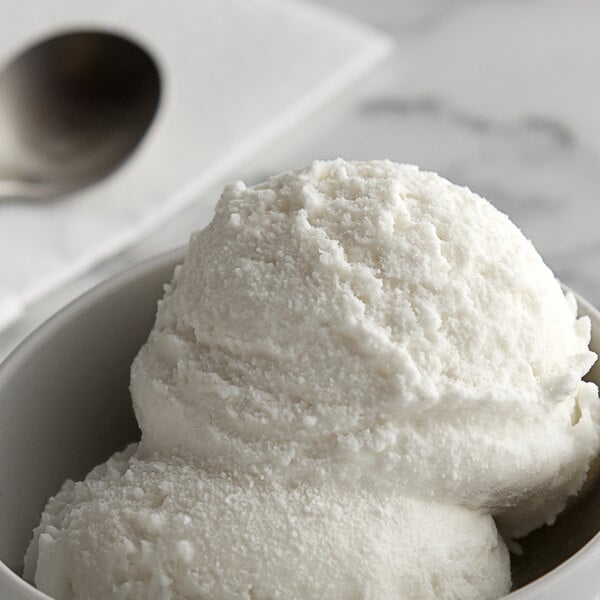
[1,0,599,362]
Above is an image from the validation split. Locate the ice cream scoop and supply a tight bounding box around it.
[25,160,600,599]
[134,160,599,537]
[24,446,510,600]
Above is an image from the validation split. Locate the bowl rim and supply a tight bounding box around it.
[0,248,599,599]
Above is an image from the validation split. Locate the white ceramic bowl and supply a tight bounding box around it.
[0,248,599,599]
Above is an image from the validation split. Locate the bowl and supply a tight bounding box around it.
[0,248,599,599]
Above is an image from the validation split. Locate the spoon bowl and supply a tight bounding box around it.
[0,31,161,201]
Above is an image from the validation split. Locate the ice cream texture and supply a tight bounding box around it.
[25,447,510,600]
[26,160,600,599]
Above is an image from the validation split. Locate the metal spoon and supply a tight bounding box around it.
[0,31,161,201]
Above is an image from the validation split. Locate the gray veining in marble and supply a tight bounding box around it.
[1,0,599,362]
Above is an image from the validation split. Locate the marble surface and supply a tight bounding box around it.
[1,0,599,362]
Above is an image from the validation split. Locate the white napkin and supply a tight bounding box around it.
[0,0,391,333]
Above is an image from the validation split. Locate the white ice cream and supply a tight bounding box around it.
[26,160,600,599]
[25,447,510,600]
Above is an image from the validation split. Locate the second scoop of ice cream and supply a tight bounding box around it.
[132,159,599,537]
[26,447,510,600]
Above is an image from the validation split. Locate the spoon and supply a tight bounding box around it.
[0,31,161,201]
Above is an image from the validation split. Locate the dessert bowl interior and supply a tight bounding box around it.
[0,248,599,599]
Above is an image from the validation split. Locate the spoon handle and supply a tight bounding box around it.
[0,180,68,202]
